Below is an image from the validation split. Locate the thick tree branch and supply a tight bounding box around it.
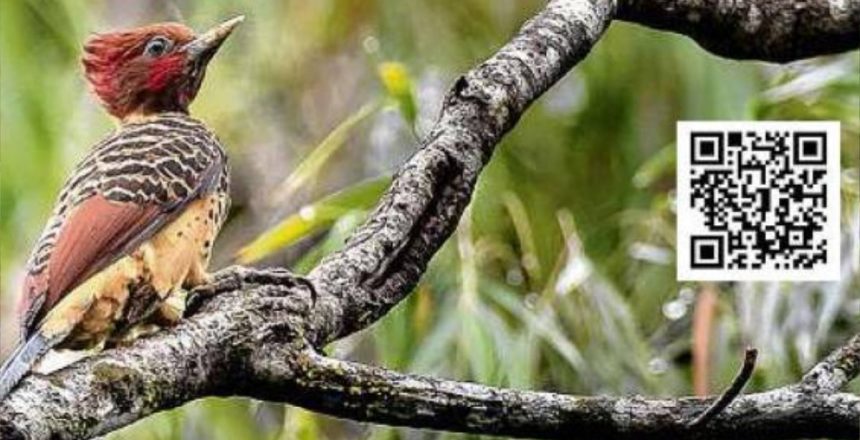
[263,350,859,440]
[617,0,860,62]
[306,0,614,347]
[1,0,859,439]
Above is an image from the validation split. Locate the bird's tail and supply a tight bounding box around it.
[0,333,49,401]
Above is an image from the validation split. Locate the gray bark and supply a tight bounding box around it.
[261,351,859,440]
[617,0,860,62]
[1,0,859,439]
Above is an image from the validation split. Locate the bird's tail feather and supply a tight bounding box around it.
[0,333,48,401]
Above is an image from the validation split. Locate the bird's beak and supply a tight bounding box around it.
[184,15,244,64]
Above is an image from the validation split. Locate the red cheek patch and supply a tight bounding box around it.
[147,55,185,91]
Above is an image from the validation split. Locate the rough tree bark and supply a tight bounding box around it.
[617,0,860,62]
[1,1,858,439]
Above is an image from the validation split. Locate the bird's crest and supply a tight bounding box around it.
[82,23,197,119]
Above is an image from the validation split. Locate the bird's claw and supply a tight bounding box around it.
[187,266,317,313]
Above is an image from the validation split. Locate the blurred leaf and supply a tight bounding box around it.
[409,295,460,374]
[183,399,265,440]
[458,306,498,383]
[278,407,320,440]
[483,280,588,375]
[506,332,538,389]
[502,192,542,285]
[292,211,368,274]
[269,101,380,207]
[377,61,417,128]
[237,176,391,263]
[413,284,434,336]
[374,288,419,370]
[632,143,676,189]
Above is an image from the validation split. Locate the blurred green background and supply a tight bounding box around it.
[1,1,858,439]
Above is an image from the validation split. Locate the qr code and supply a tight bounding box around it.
[677,121,840,281]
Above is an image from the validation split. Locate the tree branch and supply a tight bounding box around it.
[305,0,614,347]
[1,0,859,439]
[256,350,859,440]
[800,333,860,394]
[617,0,860,62]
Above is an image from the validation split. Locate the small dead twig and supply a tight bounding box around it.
[688,347,758,427]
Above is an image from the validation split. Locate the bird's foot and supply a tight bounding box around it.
[155,289,187,325]
[111,323,162,346]
[187,266,316,314]
[192,265,315,295]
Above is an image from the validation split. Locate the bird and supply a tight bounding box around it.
[0,16,243,400]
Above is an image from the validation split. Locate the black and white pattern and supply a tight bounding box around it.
[677,121,840,281]
[26,112,230,278]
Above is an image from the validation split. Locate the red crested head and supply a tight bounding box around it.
[82,17,243,120]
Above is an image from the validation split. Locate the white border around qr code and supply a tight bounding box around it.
[676,121,841,281]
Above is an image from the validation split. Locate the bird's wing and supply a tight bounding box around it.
[18,122,225,338]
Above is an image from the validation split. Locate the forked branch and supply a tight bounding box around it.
[1,1,858,439]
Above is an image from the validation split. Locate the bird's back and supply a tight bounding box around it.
[19,112,230,340]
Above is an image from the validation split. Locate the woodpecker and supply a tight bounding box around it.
[0,16,243,400]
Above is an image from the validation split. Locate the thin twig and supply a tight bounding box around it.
[688,347,758,427]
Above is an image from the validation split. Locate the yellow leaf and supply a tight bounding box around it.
[377,61,417,126]
[237,176,391,263]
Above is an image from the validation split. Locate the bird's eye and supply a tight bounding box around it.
[144,36,173,57]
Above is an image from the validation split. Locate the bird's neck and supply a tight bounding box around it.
[119,109,188,125]
[112,88,191,125]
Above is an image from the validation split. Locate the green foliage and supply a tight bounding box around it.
[1,1,858,439]
[268,102,380,209]
[238,174,390,264]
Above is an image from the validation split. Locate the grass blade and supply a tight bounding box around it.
[269,102,380,207]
